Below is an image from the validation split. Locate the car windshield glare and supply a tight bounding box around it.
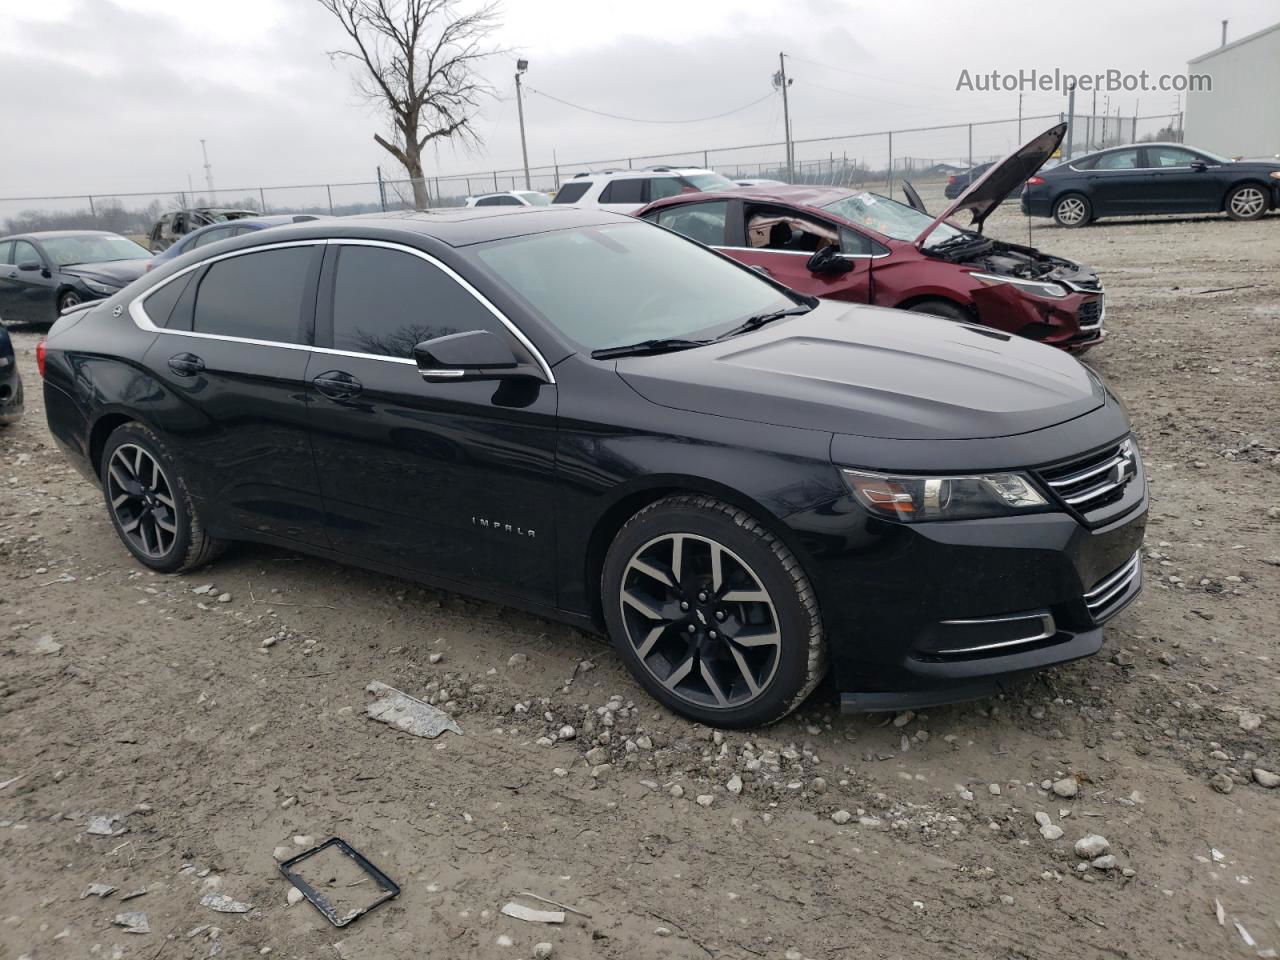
[41,234,152,266]
[519,192,551,206]
[821,192,966,246]
[684,172,736,191]
[471,222,796,351]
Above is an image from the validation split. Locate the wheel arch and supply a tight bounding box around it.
[87,408,157,476]
[1222,179,1274,211]
[893,293,976,320]
[583,475,813,631]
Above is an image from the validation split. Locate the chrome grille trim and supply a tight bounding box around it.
[1037,437,1138,516]
[935,613,1057,655]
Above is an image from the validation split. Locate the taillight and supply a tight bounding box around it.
[36,339,47,378]
[1026,176,1045,186]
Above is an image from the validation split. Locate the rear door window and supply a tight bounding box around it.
[1094,150,1140,170]
[192,226,234,248]
[191,247,314,343]
[1145,146,1200,167]
[646,178,686,201]
[142,273,194,328]
[0,242,12,265]
[329,245,508,359]
[599,179,645,205]
[655,201,729,245]
[553,181,591,204]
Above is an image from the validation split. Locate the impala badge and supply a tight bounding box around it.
[471,516,535,539]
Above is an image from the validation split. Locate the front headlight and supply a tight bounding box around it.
[841,468,1048,522]
[970,272,1067,299]
[81,277,120,296]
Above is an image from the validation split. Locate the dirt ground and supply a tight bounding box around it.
[2,194,1278,960]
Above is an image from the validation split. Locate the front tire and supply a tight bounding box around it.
[58,290,83,314]
[1225,184,1268,221]
[1052,193,1092,227]
[601,495,825,728]
[100,422,226,573]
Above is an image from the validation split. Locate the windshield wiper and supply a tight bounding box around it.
[714,304,813,342]
[591,337,711,360]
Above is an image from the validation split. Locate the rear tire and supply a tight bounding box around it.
[100,422,226,573]
[1052,193,1092,227]
[601,495,826,728]
[1225,184,1268,221]
[906,299,971,323]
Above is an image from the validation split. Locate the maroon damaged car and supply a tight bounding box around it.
[638,124,1105,353]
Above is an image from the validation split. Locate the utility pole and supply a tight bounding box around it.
[1221,19,1228,46]
[515,59,531,190]
[1090,90,1097,150]
[199,139,214,199]
[773,53,794,181]
[1017,93,1023,142]
[1064,80,1076,160]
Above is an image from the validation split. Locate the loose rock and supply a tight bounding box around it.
[1052,777,1079,798]
[1074,834,1110,859]
[1252,768,1279,788]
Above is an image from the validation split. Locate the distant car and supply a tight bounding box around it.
[0,231,152,323]
[735,178,788,188]
[945,163,993,199]
[552,166,739,214]
[148,208,259,252]
[0,323,22,426]
[639,123,1106,354]
[146,215,326,271]
[464,191,551,207]
[1022,142,1280,226]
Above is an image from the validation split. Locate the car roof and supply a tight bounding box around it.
[224,206,634,249]
[568,167,717,181]
[643,183,855,212]
[1,230,119,241]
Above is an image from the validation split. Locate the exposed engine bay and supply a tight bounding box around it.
[926,234,1101,290]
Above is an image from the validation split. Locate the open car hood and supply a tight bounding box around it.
[914,122,1066,248]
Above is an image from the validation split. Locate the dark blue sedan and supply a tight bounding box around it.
[145,214,324,272]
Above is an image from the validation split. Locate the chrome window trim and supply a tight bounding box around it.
[128,236,556,383]
[713,245,891,260]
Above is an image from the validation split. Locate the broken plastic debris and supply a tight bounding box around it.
[365,681,461,738]
[112,912,150,934]
[279,837,399,928]
[200,893,253,913]
[501,902,566,924]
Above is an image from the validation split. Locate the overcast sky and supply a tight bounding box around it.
[1,0,1274,200]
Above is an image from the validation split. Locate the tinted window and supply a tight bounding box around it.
[192,247,313,343]
[0,242,12,265]
[192,226,233,248]
[473,222,796,351]
[553,181,591,204]
[1094,149,1139,170]
[331,245,506,359]
[647,177,686,201]
[599,179,645,204]
[12,240,40,265]
[142,273,193,328]
[1147,146,1200,167]
[656,201,728,245]
[839,227,876,255]
[474,196,501,206]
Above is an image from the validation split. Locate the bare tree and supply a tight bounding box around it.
[316,0,502,209]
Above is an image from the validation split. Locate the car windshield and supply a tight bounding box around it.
[41,234,151,266]
[821,191,966,247]
[518,192,551,206]
[684,172,736,191]
[471,221,797,351]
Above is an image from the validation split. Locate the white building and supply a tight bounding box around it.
[1185,20,1280,158]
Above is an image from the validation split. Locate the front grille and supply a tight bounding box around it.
[1084,551,1141,623]
[1037,437,1137,517]
[1077,297,1104,330]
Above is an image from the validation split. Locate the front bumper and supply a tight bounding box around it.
[792,481,1148,712]
[970,282,1104,354]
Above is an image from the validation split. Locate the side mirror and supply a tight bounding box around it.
[17,260,42,272]
[413,329,531,383]
[805,244,853,275]
[1190,160,1207,172]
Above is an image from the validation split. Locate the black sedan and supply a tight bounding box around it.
[1023,142,1280,226]
[0,323,21,426]
[39,209,1147,726]
[0,231,152,324]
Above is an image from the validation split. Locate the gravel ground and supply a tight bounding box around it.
[1,197,1278,960]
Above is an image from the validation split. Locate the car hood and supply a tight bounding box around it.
[915,122,1066,247]
[615,300,1103,441]
[62,259,150,286]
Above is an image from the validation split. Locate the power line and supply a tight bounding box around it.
[523,86,775,124]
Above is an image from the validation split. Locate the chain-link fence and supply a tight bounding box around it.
[1,111,1184,238]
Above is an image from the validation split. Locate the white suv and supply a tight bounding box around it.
[551,167,738,214]
[464,190,551,208]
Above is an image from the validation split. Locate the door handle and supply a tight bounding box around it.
[167,352,205,376]
[312,370,363,400]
